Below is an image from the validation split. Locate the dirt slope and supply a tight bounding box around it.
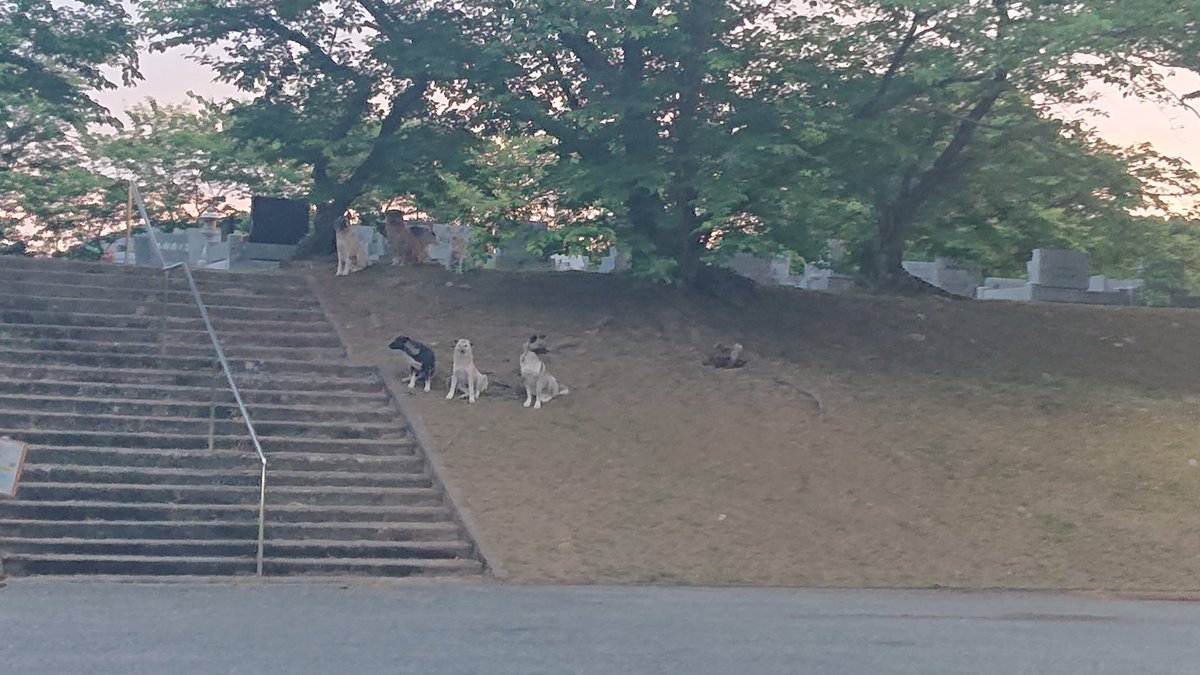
[304,260,1200,589]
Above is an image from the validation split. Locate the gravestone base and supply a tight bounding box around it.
[977,284,1132,305]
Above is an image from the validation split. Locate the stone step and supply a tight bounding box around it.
[24,446,424,472]
[4,552,482,571]
[0,410,409,441]
[265,521,466,542]
[0,347,377,379]
[264,486,445,507]
[0,537,259,558]
[22,465,259,487]
[0,364,384,393]
[0,336,347,362]
[0,393,395,424]
[0,293,328,323]
[0,323,345,349]
[4,429,417,455]
[0,277,320,310]
[21,465,433,489]
[18,482,444,507]
[264,539,473,560]
[0,308,341,339]
[0,500,454,523]
[0,519,257,540]
[0,537,472,560]
[262,556,482,577]
[0,553,256,576]
[0,519,463,542]
[0,256,311,290]
[0,377,388,407]
[17,482,259,506]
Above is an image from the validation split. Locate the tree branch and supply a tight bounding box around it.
[558,32,619,88]
[856,10,932,119]
[340,77,432,196]
[905,72,1008,214]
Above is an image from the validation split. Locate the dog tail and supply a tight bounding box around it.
[559,386,569,396]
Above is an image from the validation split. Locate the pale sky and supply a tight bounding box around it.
[98,49,1200,213]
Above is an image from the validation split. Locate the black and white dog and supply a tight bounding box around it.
[388,335,436,391]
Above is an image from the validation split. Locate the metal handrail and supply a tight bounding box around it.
[129,183,268,576]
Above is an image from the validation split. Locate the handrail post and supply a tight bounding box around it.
[257,462,267,577]
[159,268,170,358]
[207,366,218,452]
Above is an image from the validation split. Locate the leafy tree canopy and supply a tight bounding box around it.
[1,0,138,254]
[137,0,486,253]
[88,97,310,227]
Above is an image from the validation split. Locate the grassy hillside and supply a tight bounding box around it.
[307,260,1200,589]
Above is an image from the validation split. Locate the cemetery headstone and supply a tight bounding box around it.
[249,196,309,245]
[551,254,589,271]
[1027,249,1090,289]
[492,224,551,271]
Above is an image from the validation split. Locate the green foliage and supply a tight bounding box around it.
[137,0,484,252]
[0,0,138,146]
[0,98,126,254]
[0,0,138,255]
[464,0,853,281]
[781,0,1200,282]
[88,97,309,226]
[104,0,1200,290]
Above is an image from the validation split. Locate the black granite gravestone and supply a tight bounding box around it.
[249,197,309,245]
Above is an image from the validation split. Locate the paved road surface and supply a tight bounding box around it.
[2,581,1199,674]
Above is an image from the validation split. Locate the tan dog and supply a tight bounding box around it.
[446,338,489,403]
[334,215,370,276]
[447,227,469,272]
[519,335,568,409]
[382,210,430,266]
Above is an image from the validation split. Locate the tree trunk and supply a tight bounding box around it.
[869,205,964,298]
[873,208,907,282]
[295,198,353,258]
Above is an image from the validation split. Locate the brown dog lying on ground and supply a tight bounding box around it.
[382,210,434,266]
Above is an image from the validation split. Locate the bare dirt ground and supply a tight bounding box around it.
[303,259,1200,589]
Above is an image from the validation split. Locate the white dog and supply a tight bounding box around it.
[446,338,489,403]
[334,215,370,276]
[519,335,568,409]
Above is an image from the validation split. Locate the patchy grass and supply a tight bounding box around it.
[305,260,1200,590]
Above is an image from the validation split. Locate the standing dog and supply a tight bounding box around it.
[334,215,370,276]
[519,335,568,409]
[382,210,429,266]
[446,227,469,273]
[446,338,489,403]
[388,335,435,391]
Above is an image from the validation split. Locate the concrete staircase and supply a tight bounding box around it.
[0,255,483,578]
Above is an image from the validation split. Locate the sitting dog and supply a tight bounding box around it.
[446,338,489,403]
[382,210,430,267]
[519,335,568,409]
[388,335,435,392]
[334,215,370,276]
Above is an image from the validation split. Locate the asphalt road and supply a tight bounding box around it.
[2,581,1199,674]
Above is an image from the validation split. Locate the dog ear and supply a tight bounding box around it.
[538,334,547,340]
